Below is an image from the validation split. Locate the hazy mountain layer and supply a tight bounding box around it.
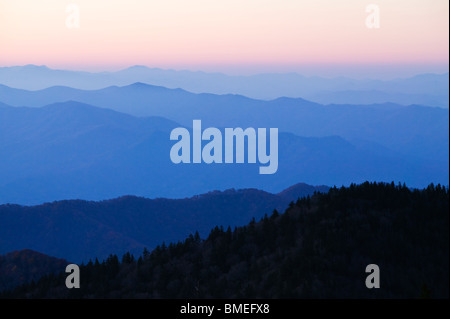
[0,101,446,205]
[0,65,448,107]
[0,83,448,164]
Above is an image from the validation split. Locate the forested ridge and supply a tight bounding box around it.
[2,182,448,299]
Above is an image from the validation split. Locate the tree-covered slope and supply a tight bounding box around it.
[2,182,448,299]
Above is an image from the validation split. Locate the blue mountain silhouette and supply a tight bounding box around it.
[0,65,448,106]
[0,101,447,205]
[0,83,447,163]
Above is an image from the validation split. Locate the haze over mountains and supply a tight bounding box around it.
[1,82,448,161]
[0,99,447,204]
[0,65,448,107]
[0,65,448,205]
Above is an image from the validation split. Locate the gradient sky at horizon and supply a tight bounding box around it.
[0,0,448,78]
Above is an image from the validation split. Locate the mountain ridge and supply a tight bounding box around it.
[0,182,330,262]
[0,249,68,292]
[0,100,447,204]
[0,83,447,165]
[0,65,448,106]
[2,182,448,298]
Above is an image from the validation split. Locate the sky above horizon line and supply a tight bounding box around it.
[0,0,448,79]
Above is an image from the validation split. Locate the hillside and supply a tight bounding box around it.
[0,250,67,292]
[0,183,328,262]
[3,182,448,298]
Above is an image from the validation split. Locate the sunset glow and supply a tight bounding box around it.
[0,0,448,76]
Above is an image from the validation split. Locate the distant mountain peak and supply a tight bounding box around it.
[270,96,320,105]
[23,64,50,70]
[122,82,188,93]
[277,183,330,199]
[121,82,170,91]
[126,65,150,70]
[128,81,152,87]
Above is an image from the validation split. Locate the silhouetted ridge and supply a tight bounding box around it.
[0,249,68,292]
[0,183,325,262]
[2,182,448,298]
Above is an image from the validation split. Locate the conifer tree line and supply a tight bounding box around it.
[2,182,448,299]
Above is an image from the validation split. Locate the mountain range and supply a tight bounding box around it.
[2,182,448,298]
[0,249,67,292]
[0,100,447,204]
[0,65,448,107]
[0,65,448,299]
[0,82,448,164]
[0,183,328,262]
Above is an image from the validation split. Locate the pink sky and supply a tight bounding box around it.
[0,0,448,77]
